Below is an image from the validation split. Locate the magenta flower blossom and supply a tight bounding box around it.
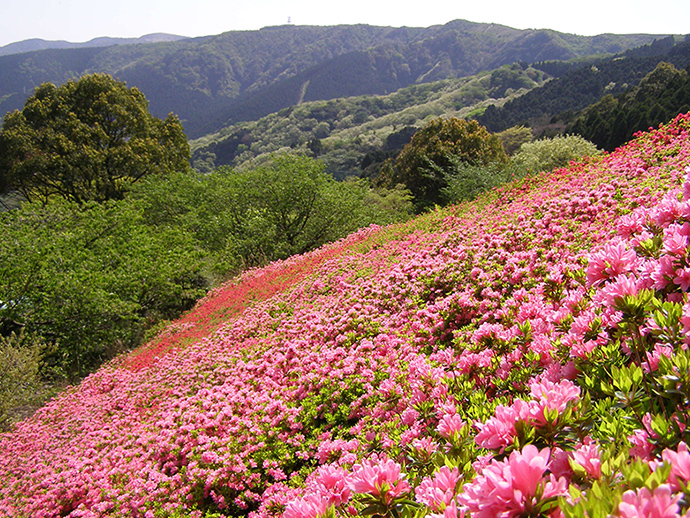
[429,500,467,518]
[474,404,519,450]
[415,466,460,511]
[587,240,638,287]
[529,378,581,414]
[618,485,681,518]
[312,465,351,506]
[284,494,330,518]
[570,439,602,480]
[437,413,465,440]
[662,442,690,491]
[348,458,410,504]
[459,445,566,518]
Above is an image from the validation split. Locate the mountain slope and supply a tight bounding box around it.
[475,37,690,133]
[1,114,690,517]
[0,21,672,138]
[190,62,551,176]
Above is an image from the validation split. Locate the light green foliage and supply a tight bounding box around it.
[495,125,533,155]
[440,160,526,205]
[0,199,207,379]
[0,73,189,204]
[0,332,52,431]
[130,155,412,278]
[512,134,601,173]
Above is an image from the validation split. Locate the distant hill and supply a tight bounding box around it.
[474,36,690,134]
[0,33,188,57]
[191,38,690,180]
[0,21,675,138]
[190,62,551,177]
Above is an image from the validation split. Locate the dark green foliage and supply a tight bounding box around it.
[475,40,690,134]
[567,62,690,150]
[377,118,508,211]
[0,73,189,204]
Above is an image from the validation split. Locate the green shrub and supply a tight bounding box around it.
[0,332,52,431]
[439,159,524,205]
[512,134,601,173]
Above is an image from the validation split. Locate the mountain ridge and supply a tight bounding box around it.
[0,33,188,57]
[0,20,676,138]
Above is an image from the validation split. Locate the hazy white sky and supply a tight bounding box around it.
[1,0,688,47]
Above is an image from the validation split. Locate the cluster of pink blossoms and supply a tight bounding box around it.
[1,115,690,517]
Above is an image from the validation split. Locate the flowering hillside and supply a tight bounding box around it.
[2,114,690,518]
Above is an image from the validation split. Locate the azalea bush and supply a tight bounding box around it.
[1,114,690,517]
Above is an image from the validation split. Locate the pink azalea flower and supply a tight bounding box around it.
[662,442,690,491]
[618,485,680,518]
[663,224,689,256]
[474,404,519,450]
[348,458,410,504]
[437,413,465,440]
[529,378,581,414]
[642,345,673,373]
[673,268,690,291]
[508,444,552,498]
[429,500,467,518]
[652,256,678,291]
[600,274,640,306]
[628,429,654,461]
[411,437,439,461]
[312,465,351,506]
[570,439,602,480]
[587,240,638,287]
[415,466,460,511]
[284,494,330,518]
[459,445,566,518]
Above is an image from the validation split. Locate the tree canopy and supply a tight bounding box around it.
[377,117,508,210]
[0,73,189,204]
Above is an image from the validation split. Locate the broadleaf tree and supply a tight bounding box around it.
[0,73,190,204]
[377,117,508,211]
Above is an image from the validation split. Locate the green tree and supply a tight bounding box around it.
[0,199,207,379]
[128,154,412,278]
[0,73,189,204]
[226,155,400,262]
[378,117,508,211]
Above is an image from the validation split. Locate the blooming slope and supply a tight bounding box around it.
[2,114,690,518]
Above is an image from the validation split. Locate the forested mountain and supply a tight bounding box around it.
[474,36,690,134]
[0,21,673,138]
[567,61,690,150]
[190,62,551,177]
[191,37,690,179]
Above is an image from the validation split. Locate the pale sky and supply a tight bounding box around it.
[0,0,688,48]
